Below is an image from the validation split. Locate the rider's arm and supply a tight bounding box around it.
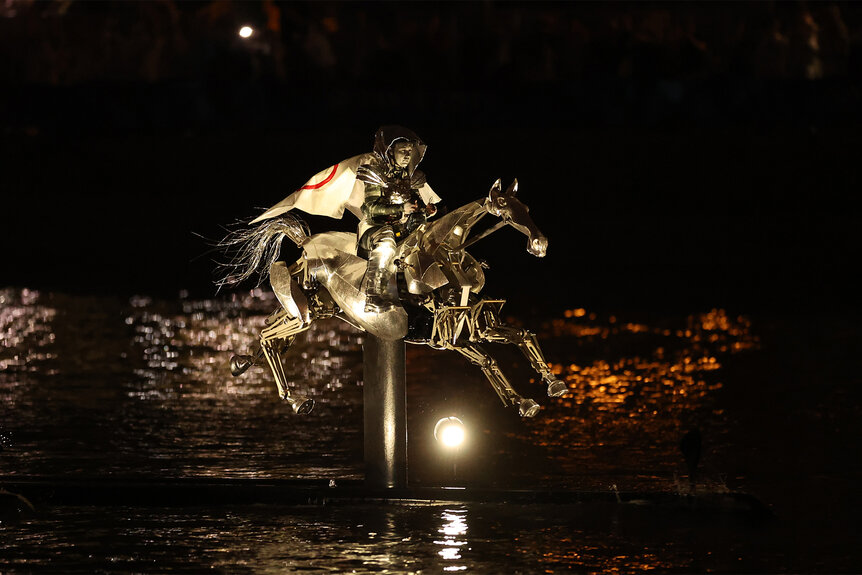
[411,171,442,217]
[362,184,404,224]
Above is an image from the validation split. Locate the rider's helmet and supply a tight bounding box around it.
[373,125,427,177]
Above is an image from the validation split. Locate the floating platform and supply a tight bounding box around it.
[1,477,771,518]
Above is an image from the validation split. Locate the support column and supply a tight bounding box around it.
[363,334,408,488]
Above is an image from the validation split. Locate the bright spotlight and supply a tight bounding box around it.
[434,417,465,449]
[238,26,254,39]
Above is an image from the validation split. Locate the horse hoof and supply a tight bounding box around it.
[287,396,314,415]
[518,398,540,418]
[230,355,255,377]
[547,379,568,397]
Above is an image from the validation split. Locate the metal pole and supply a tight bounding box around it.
[363,334,408,488]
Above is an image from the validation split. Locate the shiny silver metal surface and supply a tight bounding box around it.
[362,335,408,488]
[223,178,562,417]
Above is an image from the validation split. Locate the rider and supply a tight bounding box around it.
[357,126,442,312]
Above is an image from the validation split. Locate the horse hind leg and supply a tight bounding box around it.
[453,344,540,418]
[259,314,315,415]
[260,336,313,414]
[229,308,288,377]
[484,326,568,398]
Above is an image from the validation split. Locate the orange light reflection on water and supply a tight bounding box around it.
[522,308,759,489]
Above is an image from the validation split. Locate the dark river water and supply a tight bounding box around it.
[1,287,860,573]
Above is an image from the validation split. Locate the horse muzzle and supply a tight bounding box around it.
[528,236,548,258]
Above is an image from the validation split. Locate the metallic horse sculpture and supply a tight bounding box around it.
[224,179,567,417]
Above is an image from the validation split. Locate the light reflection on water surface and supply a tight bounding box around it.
[1,288,758,488]
[1,288,366,479]
[522,308,758,489]
[1,501,769,574]
[0,287,789,573]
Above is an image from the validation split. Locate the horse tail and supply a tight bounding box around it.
[214,213,310,289]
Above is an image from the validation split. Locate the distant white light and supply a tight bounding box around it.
[434,417,466,448]
[238,26,254,39]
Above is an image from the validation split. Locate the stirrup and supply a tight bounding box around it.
[364,293,397,313]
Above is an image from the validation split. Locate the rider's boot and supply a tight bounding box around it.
[363,267,396,313]
[361,228,398,313]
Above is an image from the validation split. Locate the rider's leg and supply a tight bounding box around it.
[360,226,398,313]
[452,343,540,418]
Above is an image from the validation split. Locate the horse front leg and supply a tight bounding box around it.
[258,313,314,414]
[452,343,540,418]
[481,325,568,398]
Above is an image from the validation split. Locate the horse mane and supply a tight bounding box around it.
[420,199,488,250]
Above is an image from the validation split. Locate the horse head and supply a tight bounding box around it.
[485,179,548,258]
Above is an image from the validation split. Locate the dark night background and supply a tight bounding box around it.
[2,0,860,319]
[2,2,862,571]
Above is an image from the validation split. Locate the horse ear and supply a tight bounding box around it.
[506,179,519,196]
[489,178,502,200]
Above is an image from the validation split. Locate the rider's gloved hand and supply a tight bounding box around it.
[403,200,419,215]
